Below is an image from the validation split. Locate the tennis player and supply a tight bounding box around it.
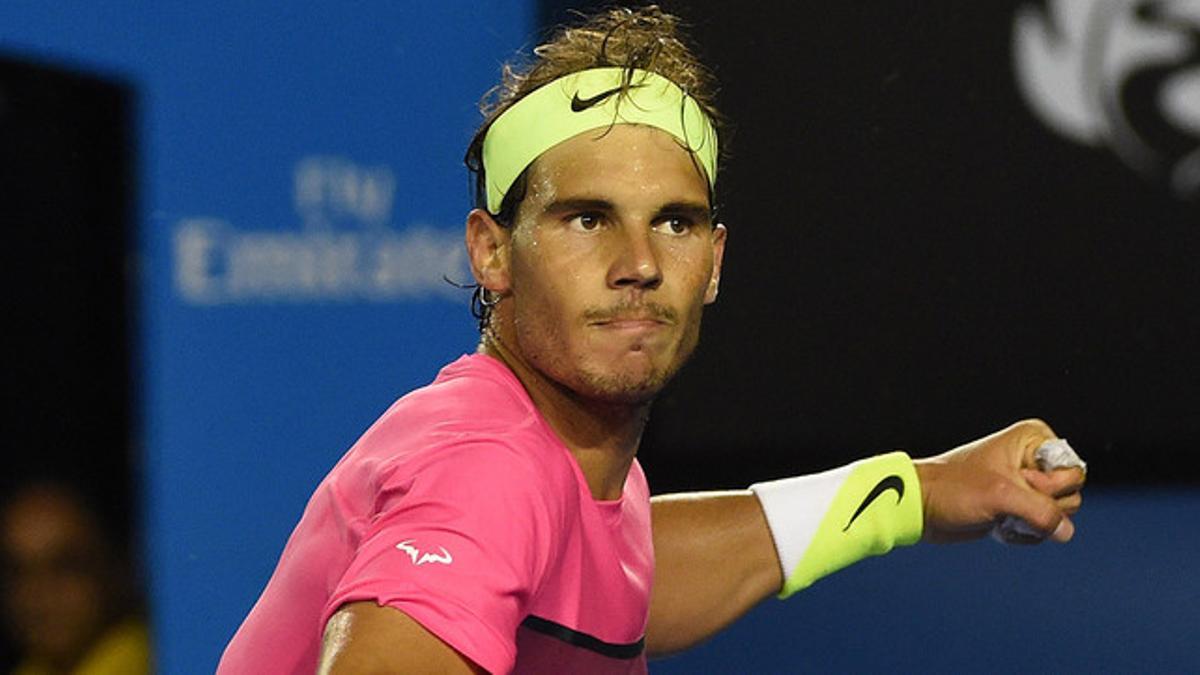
[218,7,1085,673]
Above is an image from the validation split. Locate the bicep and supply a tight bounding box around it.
[318,601,486,675]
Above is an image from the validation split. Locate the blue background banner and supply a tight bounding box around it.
[1,4,533,671]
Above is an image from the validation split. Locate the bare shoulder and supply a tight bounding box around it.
[318,601,485,674]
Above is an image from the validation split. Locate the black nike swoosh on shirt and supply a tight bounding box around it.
[570,83,645,112]
[842,475,905,532]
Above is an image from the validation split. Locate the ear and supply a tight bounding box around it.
[704,223,727,305]
[466,208,512,295]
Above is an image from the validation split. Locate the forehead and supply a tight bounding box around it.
[524,124,711,207]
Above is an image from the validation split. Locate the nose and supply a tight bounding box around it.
[607,224,662,291]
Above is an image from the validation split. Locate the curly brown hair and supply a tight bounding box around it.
[463,5,724,329]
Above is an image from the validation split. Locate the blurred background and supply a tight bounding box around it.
[1,1,1196,672]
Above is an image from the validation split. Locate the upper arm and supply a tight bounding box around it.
[318,601,486,675]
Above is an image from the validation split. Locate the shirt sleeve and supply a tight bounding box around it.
[322,440,558,674]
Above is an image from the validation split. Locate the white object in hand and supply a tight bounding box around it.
[992,439,1085,544]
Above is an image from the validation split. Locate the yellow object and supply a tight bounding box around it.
[13,619,152,675]
[780,452,923,598]
[482,67,719,213]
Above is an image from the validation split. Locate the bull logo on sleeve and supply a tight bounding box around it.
[395,540,454,566]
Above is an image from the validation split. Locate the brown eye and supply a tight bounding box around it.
[569,213,602,231]
[653,217,691,236]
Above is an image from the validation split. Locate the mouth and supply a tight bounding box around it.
[586,301,677,326]
[588,308,674,328]
[591,317,670,331]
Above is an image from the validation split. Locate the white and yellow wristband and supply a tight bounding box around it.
[750,452,924,599]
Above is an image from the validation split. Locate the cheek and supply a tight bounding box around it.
[510,230,599,313]
[510,253,580,338]
[665,244,714,300]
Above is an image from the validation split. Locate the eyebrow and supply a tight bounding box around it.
[542,198,713,224]
[655,201,713,225]
[543,198,615,216]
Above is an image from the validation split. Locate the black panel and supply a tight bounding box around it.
[0,55,136,530]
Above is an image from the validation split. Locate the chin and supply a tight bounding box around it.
[574,358,679,405]
[578,379,664,406]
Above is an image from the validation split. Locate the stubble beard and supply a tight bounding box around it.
[518,312,702,408]
[575,359,675,406]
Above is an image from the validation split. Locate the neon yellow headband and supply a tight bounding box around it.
[481,67,719,214]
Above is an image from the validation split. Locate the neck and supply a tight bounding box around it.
[479,329,647,501]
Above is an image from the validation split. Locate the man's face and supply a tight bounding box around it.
[2,489,110,666]
[498,124,725,405]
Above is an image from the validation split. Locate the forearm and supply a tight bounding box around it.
[648,452,925,656]
[646,491,782,655]
[645,423,1085,658]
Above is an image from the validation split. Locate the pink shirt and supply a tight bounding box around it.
[218,354,653,674]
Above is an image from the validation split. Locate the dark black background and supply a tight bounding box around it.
[1,54,135,669]
[537,1,1199,490]
[0,56,135,544]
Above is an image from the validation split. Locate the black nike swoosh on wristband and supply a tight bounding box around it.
[842,475,905,531]
[570,84,645,112]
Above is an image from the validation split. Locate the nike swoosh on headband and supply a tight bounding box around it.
[570,83,646,112]
[482,68,717,213]
[843,475,905,531]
